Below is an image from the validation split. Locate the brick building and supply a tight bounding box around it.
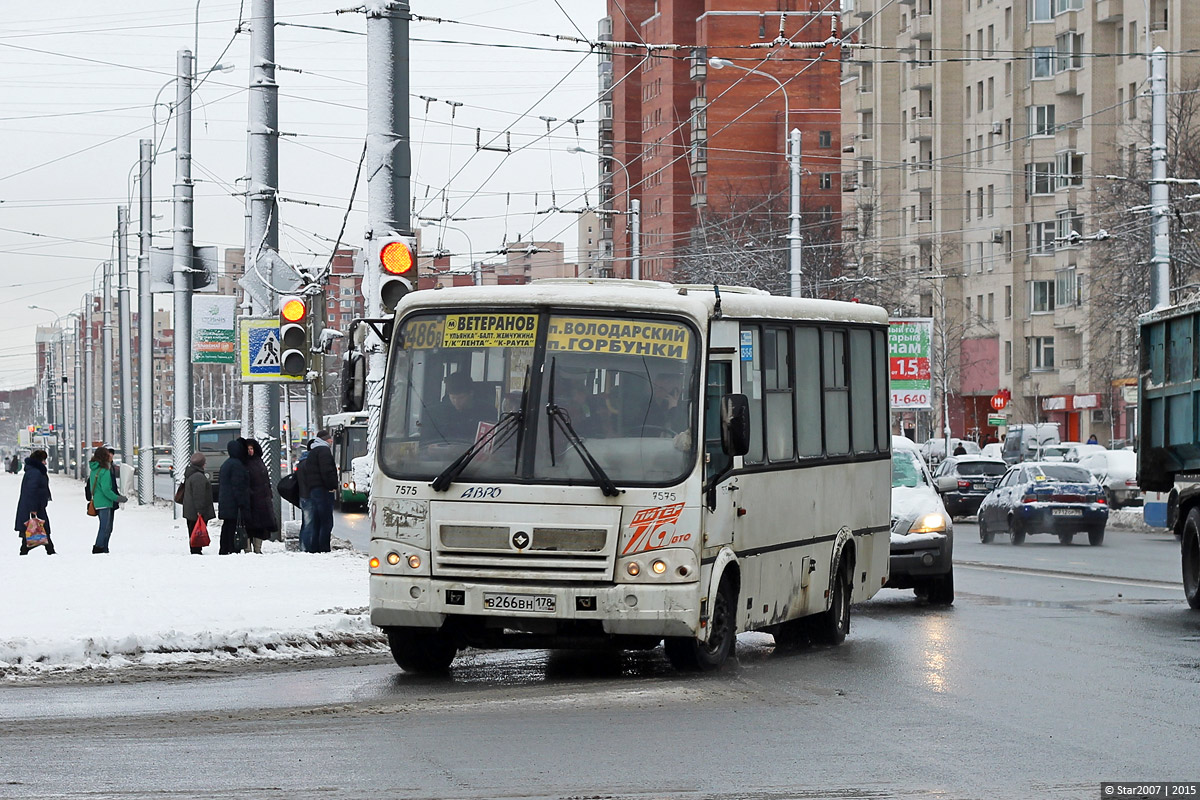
[600,0,843,283]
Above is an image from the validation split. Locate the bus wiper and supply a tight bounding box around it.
[546,358,621,497]
[430,410,523,492]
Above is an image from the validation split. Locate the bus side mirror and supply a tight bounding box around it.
[341,351,366,413]
[720,394,751,457]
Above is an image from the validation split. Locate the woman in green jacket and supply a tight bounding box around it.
[89,446,122,554]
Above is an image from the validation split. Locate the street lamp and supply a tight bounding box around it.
[568,145,640,280]
[708,57,803,297]
[420,220,479,285]
[151,62,235,155]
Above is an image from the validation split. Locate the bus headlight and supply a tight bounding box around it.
[651,559,667,574]
[618,549,699,583]
[909,513,948,534]
[407,554,422,569]
[386,552,401,566]
[626,561,641,577]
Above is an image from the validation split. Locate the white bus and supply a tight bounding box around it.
[323,412,370,510]
[366,280,891,672]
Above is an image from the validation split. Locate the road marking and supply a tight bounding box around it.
[957,560,1179,589]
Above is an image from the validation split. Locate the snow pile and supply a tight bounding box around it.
[0,473,385,680]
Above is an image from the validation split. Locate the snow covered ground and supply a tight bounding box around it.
[0,471,384,681]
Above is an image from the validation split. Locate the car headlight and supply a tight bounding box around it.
[909,512,947,534]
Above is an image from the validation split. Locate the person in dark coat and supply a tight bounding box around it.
[182,452,215,555]
[297,430,338,552]
[7,454,19,474]
[242,439,278,554]
[216,438,250,555]
[14,449,54,555]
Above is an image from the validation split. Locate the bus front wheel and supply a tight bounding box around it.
[665,576,736,671]
[385,626,458,674]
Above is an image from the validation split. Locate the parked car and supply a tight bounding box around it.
[1076,449,1141,508]
[1034,442,1076,462]
[153,457,173,474]
[931,456,1008,517]
[977,462,1109,546]
[980,442,1003,460]
[1063,443,1107,462]
[920,437,980,466]
[888,436,954,604]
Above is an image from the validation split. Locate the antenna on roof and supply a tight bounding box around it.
[712,284,723,318]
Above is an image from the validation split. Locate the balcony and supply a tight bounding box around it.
[690,193,707,208]
[909,116,934,142]
[689,158,707,177]
[911,13,933,40]
[911,62,933,89]
[689,48,707,82]
[913,218,934,242]
[1094,0,1122,21]
[912,166,933,191]
[1055,68,1079,96]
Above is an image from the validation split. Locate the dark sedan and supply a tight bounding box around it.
[977,462,1109,546]
[931,456,1008,518]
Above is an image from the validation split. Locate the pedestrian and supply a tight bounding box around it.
[14,449,55,555]
[298,429,338,552]
[88,445,122,554]
[242,439,278,554]
[953,442,967,456]
[7,454,19,474]
[216,438,251,555]
[181,452,215,555]
[1087,433,1099,444]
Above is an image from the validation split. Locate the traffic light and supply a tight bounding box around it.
[372,233,417,313]
[279,295,309,378]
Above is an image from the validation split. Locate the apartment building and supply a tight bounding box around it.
[843,0,1196,444]
[600,0,843,282]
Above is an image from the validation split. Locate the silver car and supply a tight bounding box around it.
[889,437,954,605]
[1077,449,1142,508]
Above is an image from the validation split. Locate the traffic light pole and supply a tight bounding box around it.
[137,138,154,504]
[172,48,196,493]
[364,0,411,470]
[117,205,134,469]
[247,0,282,526]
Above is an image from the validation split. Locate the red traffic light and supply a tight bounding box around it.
[379,241,414,275]
[281,297,306,322]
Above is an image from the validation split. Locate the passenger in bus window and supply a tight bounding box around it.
[424,372,496,443]
[645,372,688,435]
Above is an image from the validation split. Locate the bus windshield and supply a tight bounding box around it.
[379,310,698,487]
[342,426,368,468]
[196,428,239,452]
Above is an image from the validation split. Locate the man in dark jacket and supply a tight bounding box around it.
[216,438,250,555]
[14,450,54,555]
[298,430,338,552]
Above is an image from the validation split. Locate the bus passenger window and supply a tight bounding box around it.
[739,326,765,464]
[764,328,794,461]
[823,329,850,455]
[850,329,875,454]
[874,330,890,452]
[795,326,823,457]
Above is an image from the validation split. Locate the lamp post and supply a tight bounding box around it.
[708,57,803,297]
[568,145,640,279]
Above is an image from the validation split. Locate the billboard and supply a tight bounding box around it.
[888,317,934,409]
[192,295,237,364]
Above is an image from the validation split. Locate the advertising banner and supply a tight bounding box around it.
[192,295,237,364]
[888,317,934,409]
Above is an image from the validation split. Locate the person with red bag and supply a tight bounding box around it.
[181,452,215,555]
[14,449,54,555]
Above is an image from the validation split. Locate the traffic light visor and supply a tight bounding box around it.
[380,241,414,275]
[281,297,306,322]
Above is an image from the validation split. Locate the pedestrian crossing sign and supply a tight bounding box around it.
[238,316,305,383]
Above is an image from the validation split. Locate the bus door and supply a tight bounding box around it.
[703,358,740,552]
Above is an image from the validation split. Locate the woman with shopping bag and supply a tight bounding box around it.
[14,449,54,556]
[88,446,124,554]
[181,452,215,555]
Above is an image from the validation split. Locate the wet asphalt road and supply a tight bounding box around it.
[2,523,1197,800]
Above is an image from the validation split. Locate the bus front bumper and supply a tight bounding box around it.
[369,575,700,638]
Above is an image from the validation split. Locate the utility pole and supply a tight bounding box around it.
[788,128,803,298]
[117,206,134,469]
[74,322,83,479]
[311,288,326,425]
[630,199,641,280]
[364,0,411,467]
[137,138,154,503]
[84,294,95,461]
[102,260,114,446]
[172,48,196,484]
[1150,46,1170,310]
[246,0,282,523]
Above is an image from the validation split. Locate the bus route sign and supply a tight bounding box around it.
[888,317,934,409]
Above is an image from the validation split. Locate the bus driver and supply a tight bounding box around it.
[423,372,496,444]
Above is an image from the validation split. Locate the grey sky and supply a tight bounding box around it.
[0,0,604,388]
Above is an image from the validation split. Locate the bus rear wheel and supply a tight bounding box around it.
[1183,508,1200,610]
[665,576,736,671]
[385,626,458,674]
[808,557,851,645]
